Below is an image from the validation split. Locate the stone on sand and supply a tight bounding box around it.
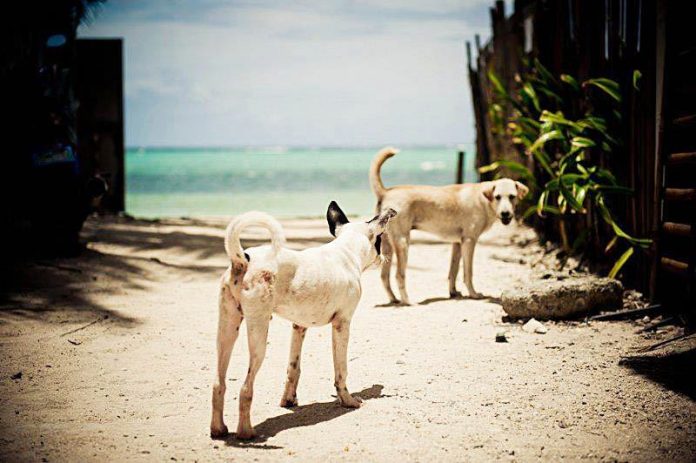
[501,273,623,320]
[522,318,548,334]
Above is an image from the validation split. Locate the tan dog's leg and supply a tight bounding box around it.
[462,238,483,299]
[393,235,411,305]
[448,242,462,298]
[210,280,243,438]
[236,314,270,439]
[380,234,398,303]
[280,323,307,407]
[331,316,362,408]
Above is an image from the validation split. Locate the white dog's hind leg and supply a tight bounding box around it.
[380,234,398,303]
[280,323,307,408]
[462,238,483,299]
[331,316,362,408]
[236,313,270,439]
[210,278,243,438]
[393,235,411,305]
[448,242,462,298]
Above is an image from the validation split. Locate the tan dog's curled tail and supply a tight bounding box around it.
[224,211,286,262]
[369,146,399,199]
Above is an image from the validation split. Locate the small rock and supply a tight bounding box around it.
[11,372,22,380]
[641,315,651,324]
[67,339,82,345]
[522,318,548,334]
[495,331,508,343]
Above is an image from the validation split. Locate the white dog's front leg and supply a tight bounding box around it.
[448,242,462,298]
[462,238,483,299]
[280,323,307,407]
[331,317,362,408]
[236,314,270,440]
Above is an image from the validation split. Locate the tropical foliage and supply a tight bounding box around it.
[481,59,650,278]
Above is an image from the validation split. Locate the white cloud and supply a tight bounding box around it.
[80,0,495,147]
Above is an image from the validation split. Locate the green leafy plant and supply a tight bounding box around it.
[481,60,651,278]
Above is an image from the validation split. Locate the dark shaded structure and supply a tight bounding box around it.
[1,1,123,257]
[468,0,695,324]
[75,38,125,213]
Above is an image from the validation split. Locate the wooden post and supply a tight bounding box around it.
[456,150,465,184]
[466,41,473,71]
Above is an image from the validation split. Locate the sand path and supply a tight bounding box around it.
[1,216,694,462]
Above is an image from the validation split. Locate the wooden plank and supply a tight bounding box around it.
[673,114,696,127]
[589,304,662,321]
[664,188,696,201]
[660,257,689,275]
[635,316,676,333]
[663,222,692,237]
[667,151,696,164]
[636,332,691,353]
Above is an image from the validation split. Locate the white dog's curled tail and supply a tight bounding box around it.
[369,146,399,199]
[224,211,286,261]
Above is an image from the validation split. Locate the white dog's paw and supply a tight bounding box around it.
[280,395,298,408]
[235,425,256,440]
[449,291,463,299]
[468,291,484,299]
[339,394,363,408]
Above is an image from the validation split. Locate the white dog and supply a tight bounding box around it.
[370,147,529,305]
[210,202,397,439]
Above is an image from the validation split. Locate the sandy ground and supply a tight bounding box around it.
[1,215,695,462]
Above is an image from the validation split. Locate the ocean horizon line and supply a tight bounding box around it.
[126,143,476,151]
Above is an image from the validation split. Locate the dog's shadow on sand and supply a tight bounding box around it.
[223,384,386,449]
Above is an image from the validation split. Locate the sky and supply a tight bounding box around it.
[79,0,506,148]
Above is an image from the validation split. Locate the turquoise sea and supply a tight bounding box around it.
[126,145,478,218]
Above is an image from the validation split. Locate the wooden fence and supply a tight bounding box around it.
[468,0,695,323]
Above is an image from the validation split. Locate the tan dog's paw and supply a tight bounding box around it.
[449,291,463,299]
[339,395,363,408]
[210,424,229,439]
[468,291,484,299]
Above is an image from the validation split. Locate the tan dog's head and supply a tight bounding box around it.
[327,201,397,268]
[482,178,529,225]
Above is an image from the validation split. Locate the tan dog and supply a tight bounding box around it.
[370,147,529,305]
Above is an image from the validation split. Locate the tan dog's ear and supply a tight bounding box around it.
[515,181,529,199]
[482,183,495,202]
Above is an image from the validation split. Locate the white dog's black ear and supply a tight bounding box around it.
[327,201,350,236]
